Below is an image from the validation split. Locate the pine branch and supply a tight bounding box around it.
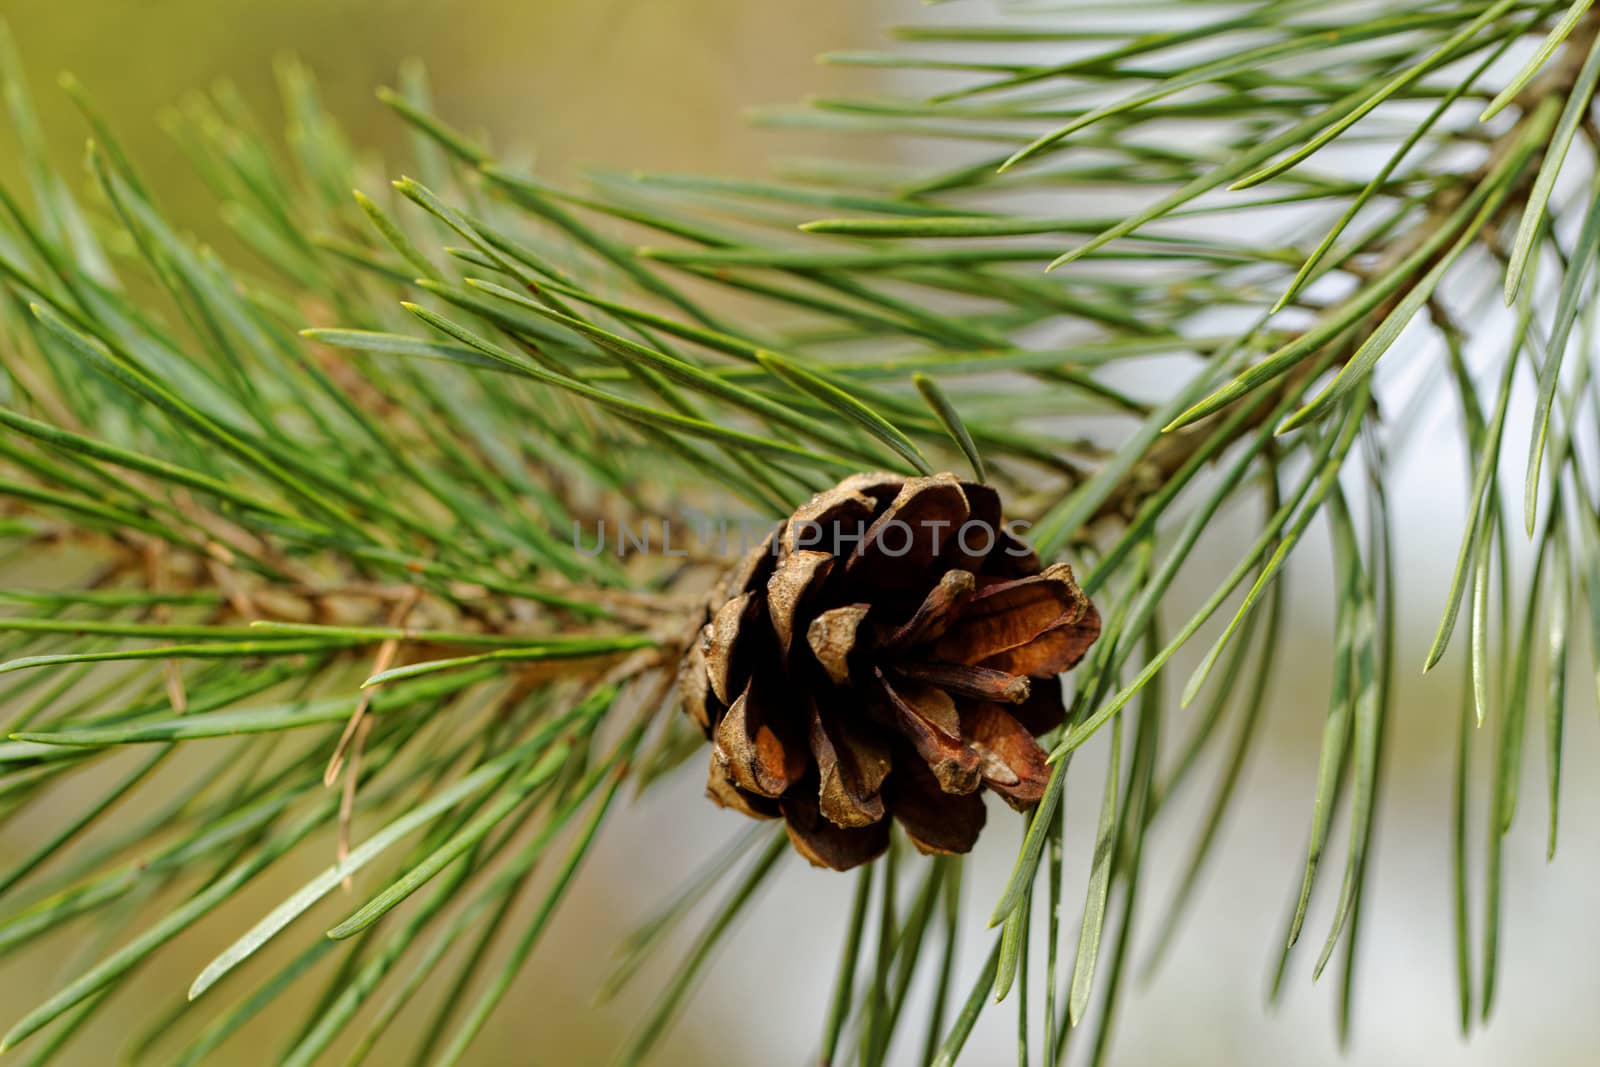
[0,2,1598,1064]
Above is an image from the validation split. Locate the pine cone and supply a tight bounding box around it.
[681,472,1101,870]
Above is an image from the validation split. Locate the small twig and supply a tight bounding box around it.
[337,715,373,893]
[324,585,423,788]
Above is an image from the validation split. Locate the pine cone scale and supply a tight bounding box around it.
[890,660,1031,704]
[765,549,833,656]
[781,783,890,870]
[845,475,970,590]
[879,569,975,649]
[809,700,889,828]
[805,603,868,686]
[885,751,986,856]
[874,670,982,796]
[929,563,1092,664]
[714,676,805,798]
[964,702,1052,809]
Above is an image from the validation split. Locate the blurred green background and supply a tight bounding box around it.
[3,2,1600,1065]
[1,0,881,240]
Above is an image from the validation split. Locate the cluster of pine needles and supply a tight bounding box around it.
[0,0,1599,1062]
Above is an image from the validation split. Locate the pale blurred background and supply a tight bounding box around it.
[2,1,1598,1064]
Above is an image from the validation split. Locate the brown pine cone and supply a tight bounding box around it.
[681,472,1100,870]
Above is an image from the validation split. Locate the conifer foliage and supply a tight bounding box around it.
[0,1,1598,1062]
